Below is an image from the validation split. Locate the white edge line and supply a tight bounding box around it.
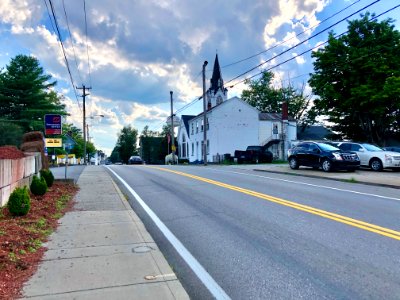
[204,167,400,202]
[106,166,231,300]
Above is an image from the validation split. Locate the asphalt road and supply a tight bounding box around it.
[107,165,400,300]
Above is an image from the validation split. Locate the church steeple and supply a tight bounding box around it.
[209,54,224,94]
[206,54,228,109]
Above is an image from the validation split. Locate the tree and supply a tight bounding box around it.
[0,55,66,132]
[115,126,138,164]
[309,13,400,145]
[141,125,158,137]
[0,121,24,146]
[241,71,315,127]
[109,146,121,163]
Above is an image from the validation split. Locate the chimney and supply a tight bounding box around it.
[282,101,288,121]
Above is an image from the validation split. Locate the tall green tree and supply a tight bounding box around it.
[115,126,138,163]
[0,121,24,146]
[241,71,315,127]
[0,55,66,132]
[309,13,400,145]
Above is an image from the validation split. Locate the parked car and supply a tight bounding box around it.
[128,155,144,165]
[336,142,400,171]
[383,146,400,153]
[287,141,360,172]
[234,146,273,164]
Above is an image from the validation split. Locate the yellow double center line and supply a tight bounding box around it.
[149,166,400,241]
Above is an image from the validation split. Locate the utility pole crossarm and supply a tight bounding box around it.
[76,85,92,165]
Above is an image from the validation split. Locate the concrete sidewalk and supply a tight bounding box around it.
[22,166,189,299]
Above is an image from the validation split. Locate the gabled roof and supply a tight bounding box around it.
[209,54,224,94]
[259,112,295,121]
[180,115,195,136]
[187,96,258,121]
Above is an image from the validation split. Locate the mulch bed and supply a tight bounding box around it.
[0,182,79,300]
[0,146,26,159]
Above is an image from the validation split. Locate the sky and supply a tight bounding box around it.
[0,0,398,155]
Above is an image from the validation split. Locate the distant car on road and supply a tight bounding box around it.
[383,146,400,153]
[336,142,400,171]
[287,141,360,172]
[128,156,144,165]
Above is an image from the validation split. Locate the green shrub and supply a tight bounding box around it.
[7,187,30,216]
[30,175,47,196]
[40,169,54,187]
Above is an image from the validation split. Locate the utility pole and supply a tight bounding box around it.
[202,61,208,166]
[76,85,91,165]
[170,91,175,164]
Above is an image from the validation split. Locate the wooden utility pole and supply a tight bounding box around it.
[76,85,91,164]
[202,61,208,165]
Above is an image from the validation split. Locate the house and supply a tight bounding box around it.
[177,54,297,162]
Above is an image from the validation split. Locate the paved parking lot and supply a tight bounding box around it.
[227,163,400,189]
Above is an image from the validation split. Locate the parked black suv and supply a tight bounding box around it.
[287,141,360,172]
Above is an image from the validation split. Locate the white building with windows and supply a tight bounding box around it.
[177,55,297,163]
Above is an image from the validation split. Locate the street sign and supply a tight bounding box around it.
[44,114,62,135]
[45,138,62,147]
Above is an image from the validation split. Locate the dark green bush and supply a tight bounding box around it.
[40,169,54,187]
[30,175,47,196]
[7,187,30,216]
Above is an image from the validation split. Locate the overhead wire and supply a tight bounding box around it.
[224,0,381,85]
[228,3,400,89]
[83,0,92,88]
[61,0,83,85]
[45,0,82,112]
[222,0,362,69]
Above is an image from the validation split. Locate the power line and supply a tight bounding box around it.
[46,0,82,112]
[225,0,381,85]
[228,3,400,89]
[83,0,92,88]
[222,0,362,69]
[61,0,83,85]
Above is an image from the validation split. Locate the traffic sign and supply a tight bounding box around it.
[171,145,176,151]
[44,114,62,135]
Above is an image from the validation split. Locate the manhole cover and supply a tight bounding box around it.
[132,246,153,253]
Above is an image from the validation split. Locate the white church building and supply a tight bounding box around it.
[177,55,297,163]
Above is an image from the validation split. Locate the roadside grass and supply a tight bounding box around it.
[342,177,358,183]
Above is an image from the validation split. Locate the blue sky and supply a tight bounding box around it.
[0,0,398,155]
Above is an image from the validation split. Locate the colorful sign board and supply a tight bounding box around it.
[45,138,62,148]
[44,114,62,135]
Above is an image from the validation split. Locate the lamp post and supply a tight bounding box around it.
[85,114,105,164]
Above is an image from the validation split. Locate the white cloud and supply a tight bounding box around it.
[292,53,306,64]
[263,0,329,48]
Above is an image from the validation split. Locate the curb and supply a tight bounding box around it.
[253,168,400,190]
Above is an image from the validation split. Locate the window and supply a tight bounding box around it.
[201,120,204,132]
[308,143,318,151]
[187,143,189,157]
[201,141,204,156]
[207,140,210,154]
[206,118,209,130]
[191,143,194,156]
[217,95,223,105]
[196,121,198,133]
[191,123,194,135]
